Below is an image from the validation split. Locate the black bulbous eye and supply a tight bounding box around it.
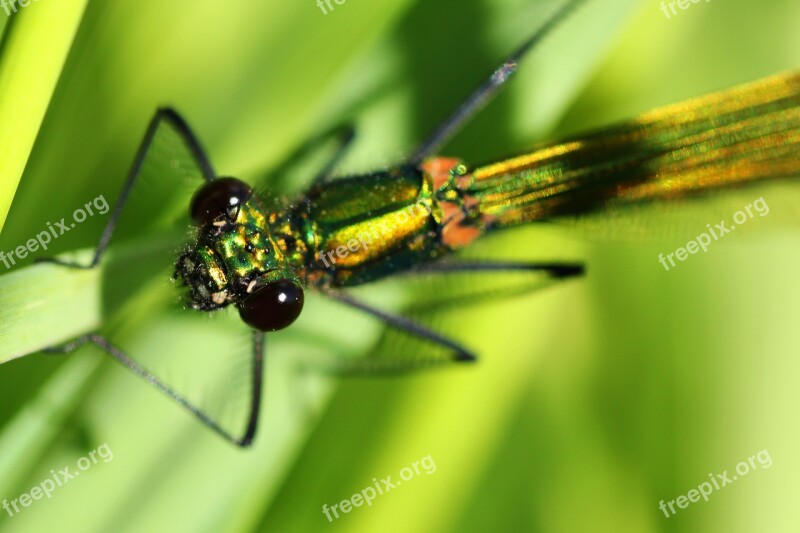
[238,279,304,332]
[190,177,252,225]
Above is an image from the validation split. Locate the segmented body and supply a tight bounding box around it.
[180,72,800,312]
[290,158,490,287]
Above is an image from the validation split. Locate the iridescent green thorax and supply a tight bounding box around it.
[286,166,429,287]
[176,195,306,311]
[288,160,492,288]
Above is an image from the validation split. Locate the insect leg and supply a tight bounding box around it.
[311,125,356,185]
[36,107,215,270]
[305,260,583,376]
[44,330,265,447]
[265,123,357,188]
[410,259,584,278]
[307,289,475,376]
[407,0,586,164]
[399,259,585,313]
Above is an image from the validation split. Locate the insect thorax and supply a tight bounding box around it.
[175,199,304,311]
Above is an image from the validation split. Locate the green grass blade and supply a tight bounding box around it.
[0,250,100,363]
[0,353,101,495]
[0,0,88,232]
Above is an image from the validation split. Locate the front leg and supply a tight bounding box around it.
[36,108,215,270]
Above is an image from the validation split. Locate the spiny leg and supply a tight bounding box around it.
[36,107,215,270]
[265,123,357,189]
[310,288,476,376]
[311,125,356,186]
[407,0,586,165]
[33,109,266,445]
[45,331,266,447]
[402,259,585,313]
[310,260,583,375]
[410,259,584,278]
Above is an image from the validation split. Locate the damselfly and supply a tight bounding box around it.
[33,0,800,446]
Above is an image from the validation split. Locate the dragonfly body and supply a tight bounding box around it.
[300,159,485,287]
[178,72,800,315]
[177,160,479,310]
[33,0,800,445]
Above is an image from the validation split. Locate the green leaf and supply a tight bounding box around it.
[0,251,99,364]
[0,1,88,231]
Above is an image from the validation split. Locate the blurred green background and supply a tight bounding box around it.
[0,0,799,532]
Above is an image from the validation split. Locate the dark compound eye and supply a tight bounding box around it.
[238,279,304,332]
[190,177,252,225]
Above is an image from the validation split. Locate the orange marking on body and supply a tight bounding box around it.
[440,202,482,249]
[422,157,462,189]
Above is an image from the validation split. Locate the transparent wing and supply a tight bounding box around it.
[559,181,800,243]
[292,260,576,376]
[94,112,261,444]
[469,72,800,241]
